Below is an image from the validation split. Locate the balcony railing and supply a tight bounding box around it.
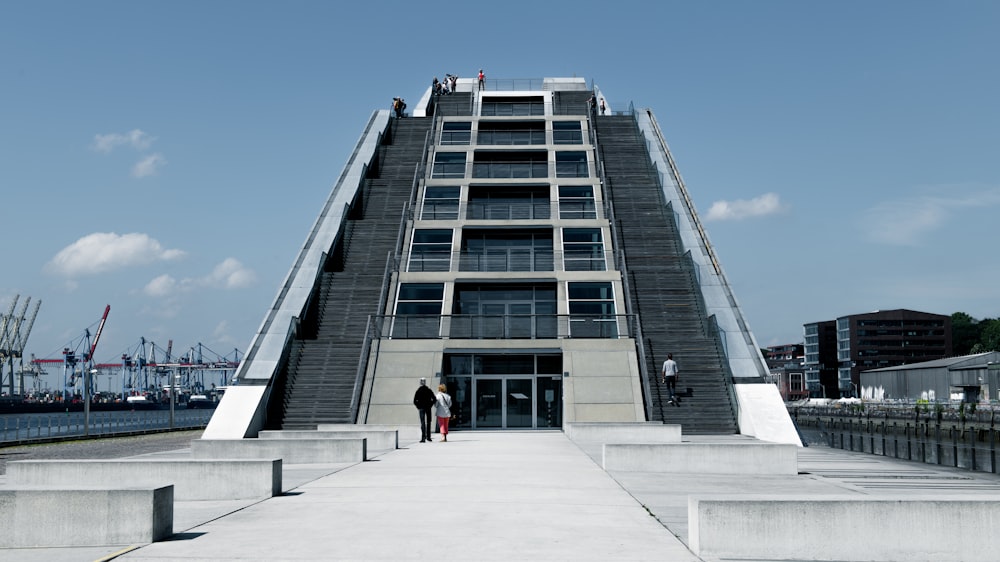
[431,161,594,180]
[378,314,636,340]
[416,201,602,221]
[404,250,613,273]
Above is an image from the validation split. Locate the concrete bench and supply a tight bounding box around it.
[0,486,173,547]
[564,422,681,444]
[317,423,422,445]
[258,429,397,450]
[6,459,281,500]
[191,437,366,464]
[689,495,1000,561]
[603,442,798,474]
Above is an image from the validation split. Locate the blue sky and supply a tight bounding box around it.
[2,1,998,381]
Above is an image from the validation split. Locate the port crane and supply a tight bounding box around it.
[0,295,42,396]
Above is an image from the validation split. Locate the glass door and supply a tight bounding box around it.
[505,378,533,428]
[476,378,502,428]
[473,377,534,428]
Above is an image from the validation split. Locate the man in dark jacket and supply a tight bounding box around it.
[413,377,437,442]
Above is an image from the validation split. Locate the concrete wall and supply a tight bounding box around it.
[603,442,798,474]
[689,496,1000,561]
[564,422,680,444]
[258,429,398,451]
[362,338,644,426]
[317,423,423,445]
[6,459,281,500]
[191,438,366,464]
[0,486,173,547]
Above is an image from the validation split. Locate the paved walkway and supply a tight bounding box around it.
[3,431,1000,561]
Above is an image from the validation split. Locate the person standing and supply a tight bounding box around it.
[413,377,437,442]
[661,353,679,405]
[477,69,485,90]
[434,383,453,442]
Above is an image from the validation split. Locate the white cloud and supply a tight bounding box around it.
[863,187,1000,246]
[132,153,166,178]
[203,258,256,289]
[704,192,786,222]
[143,274,179,297]
[142,258,256,300]
[46,233,186,277]
[92,129,155,153]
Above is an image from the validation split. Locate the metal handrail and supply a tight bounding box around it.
[416,200,603,222]
[374,314,638,340]
[400,249,616,274]
[641,109,766,378]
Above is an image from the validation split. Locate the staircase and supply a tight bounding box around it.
[434,92,473,117]
[274,117,431,429]
[595,115,738,434]
[553,91,591,115]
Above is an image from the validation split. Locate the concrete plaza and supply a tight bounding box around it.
[3,430,1000,561]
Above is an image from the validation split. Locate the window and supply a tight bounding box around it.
[459,230,553,272]
[568,282,618,338]
[558,186,596,219]
[555,152,589,178]
[481,96,544,116]
[562,229,605,271]
[393,283,444,338]
[467,186,550,220]
[432,152,466,179]
[408,229,453,272]
[451,284,557,339]
[422,186,460,220]
[477,121,545,145]
[441,122,471,145]
[552,121,583,144]
[472,151,547,179]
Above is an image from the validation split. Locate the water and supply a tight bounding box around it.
[0,408,215,444]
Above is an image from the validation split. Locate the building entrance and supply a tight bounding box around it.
[445,354,562,429]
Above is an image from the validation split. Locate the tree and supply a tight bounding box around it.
[980,318,1000,352]
[951,312,982,355]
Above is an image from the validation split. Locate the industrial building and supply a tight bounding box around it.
[861,351,1000,403]
[805,309,952,398]
[204,77,798,444]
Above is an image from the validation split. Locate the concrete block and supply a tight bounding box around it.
[258,429,397,450]
[0,486,173,547]
[190,438,366,464]
[603,442,798,474]
[564,422,680,444]
[6,459,281,500]
[689,496,1000,561]
[317,423,422,445]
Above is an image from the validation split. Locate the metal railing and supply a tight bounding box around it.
[1,409,213,445]
[401,249,614,273]
[430,160,594,181]
[416,200,602,222]
[374,314,637,340]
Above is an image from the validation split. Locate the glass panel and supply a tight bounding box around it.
[423,186,459,220]
[509,303,533,338]
[447,377,472,429]
[476,379,502,428]
[441,122,471,145]
[552,121,583,144]
[398,283,444,301]
[506,379,533,428]
[555,152,589,178]
[410,229,452,272]
[432,152,466,179]
[536,377,562,428]
[480,355,534,375]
